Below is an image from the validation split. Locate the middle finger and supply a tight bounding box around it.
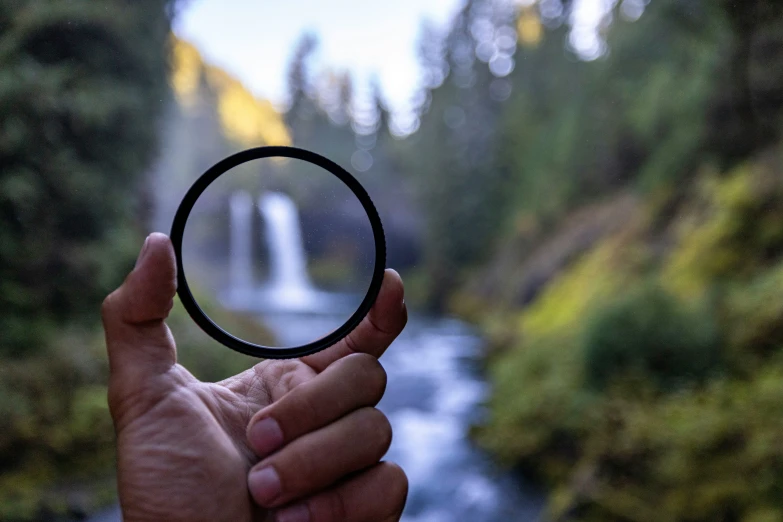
[247,407,392,509]
[246,353,387,457]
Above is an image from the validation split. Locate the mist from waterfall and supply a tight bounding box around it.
[229,191,254,304]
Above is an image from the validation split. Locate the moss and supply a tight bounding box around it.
[724,261,783,364]
[520,239,632,341]
[474,154,783,521]
[663,163,783,302]
[475,238,640,473]
[663,169,755,300]
[481,352,783,520]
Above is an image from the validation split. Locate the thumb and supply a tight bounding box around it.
[102,233,178,381]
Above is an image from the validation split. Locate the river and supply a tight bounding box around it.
[373,317,545,521]
[88,316,544,521]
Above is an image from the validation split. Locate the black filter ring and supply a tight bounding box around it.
[170,146,386,360]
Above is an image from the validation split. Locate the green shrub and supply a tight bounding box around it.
[583,284,722,391]
[724,261,783,364]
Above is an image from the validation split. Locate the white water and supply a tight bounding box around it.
[228,191,254,304]
[225,190,330,313]
[257,192,322,311]
[379,320,544,521]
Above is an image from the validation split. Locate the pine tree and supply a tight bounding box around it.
[0,0,175,355]
[285,32,319,135]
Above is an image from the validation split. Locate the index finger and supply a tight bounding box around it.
[301,269,406,372]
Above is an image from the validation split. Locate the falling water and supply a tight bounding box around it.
[224,190,339,315]
[257,192,321,311]
[229,191,254,305]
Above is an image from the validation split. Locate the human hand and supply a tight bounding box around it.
[101,233,408,522]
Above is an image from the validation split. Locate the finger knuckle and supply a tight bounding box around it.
[357,408,392,455]
[290,385,322,428]
[382,462,409,516]
[278,361,306,391]
[101,292,118,321]
[323,489,349,521]
[346,353,387,402]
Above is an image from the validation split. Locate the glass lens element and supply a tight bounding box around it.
[181,157,376,349]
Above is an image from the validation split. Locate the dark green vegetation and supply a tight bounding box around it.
[582,284,721,391]
[0,0,173,519]
[472,161,783,521]
[0,2,267,519]
[0,0,172,355]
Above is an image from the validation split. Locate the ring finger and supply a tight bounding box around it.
[273,462,408,522]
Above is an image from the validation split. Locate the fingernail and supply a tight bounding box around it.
[134,235,152,269]
[249,417,284,456]
[248,466,282,506]
[275,503,310,522]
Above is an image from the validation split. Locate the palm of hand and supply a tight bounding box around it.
[112,359,318,522]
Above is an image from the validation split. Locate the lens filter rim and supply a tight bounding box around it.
[170,146,386,359]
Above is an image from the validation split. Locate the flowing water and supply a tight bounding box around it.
[228,191,255,304]
[89,192,545,520]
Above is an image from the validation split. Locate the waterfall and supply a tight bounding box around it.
[229,191,254,304]
[225,190,334,313]
[258,192,319,310]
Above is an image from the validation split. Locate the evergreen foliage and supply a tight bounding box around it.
[0,0,174,356]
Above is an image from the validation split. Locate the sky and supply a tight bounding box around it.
[174,0,464,119]
[173,0,622,128]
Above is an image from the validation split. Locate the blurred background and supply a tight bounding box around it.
[2,0,783,520]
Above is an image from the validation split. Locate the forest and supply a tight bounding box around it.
[2,0,783,520]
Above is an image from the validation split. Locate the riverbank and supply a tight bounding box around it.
[461,153,783,521]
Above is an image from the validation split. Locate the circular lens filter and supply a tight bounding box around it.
[170,146,386,359]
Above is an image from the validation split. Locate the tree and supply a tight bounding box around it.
[0,0,175,355]
[706,0,783,164]
[403,0,518,309]
[285,31,319,133]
